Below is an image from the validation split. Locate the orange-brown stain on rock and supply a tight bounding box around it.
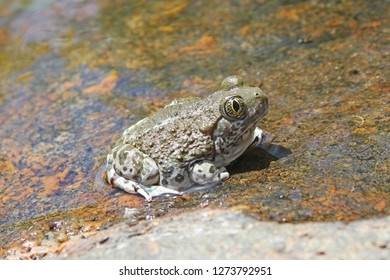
[158,1,188,17]
[239,25,251,37]
[374,200,387,212]
[180,35,219,55]
[276,3,314,21]
[1,0,389,259]
[84,71,119,95]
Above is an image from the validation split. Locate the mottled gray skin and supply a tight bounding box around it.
[106,76,268,201]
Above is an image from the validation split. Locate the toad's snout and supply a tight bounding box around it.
[255,91,268,105]
[254,91,268,117]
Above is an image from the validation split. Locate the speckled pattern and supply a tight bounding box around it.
[0,0,389,258]
[106,76,268,199]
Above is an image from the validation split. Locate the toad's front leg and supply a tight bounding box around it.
[251,127,275,149]
[189,160,229,185]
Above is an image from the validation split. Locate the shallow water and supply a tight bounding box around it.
[1,0,389,258]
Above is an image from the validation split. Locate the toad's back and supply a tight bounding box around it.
[121,96,221,164]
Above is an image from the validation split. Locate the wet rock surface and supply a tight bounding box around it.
[0,0,389,258]
[51,209,390,260]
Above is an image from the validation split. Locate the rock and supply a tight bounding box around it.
[51,209,390,260]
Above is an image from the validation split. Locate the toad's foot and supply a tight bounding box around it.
[252,127,275,149]
[143,185,182,200]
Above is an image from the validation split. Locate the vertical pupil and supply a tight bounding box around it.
[233,100,240,112]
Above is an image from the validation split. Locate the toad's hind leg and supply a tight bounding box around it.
[106,144,160,201]
[106,166,153,201]
[106,145,181,201]
[112,144,161,185]
[106,167,181,201]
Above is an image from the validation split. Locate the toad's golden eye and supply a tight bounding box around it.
[221,96,247,120]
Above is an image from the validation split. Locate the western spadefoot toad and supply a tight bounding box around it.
[106,76,269,201]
